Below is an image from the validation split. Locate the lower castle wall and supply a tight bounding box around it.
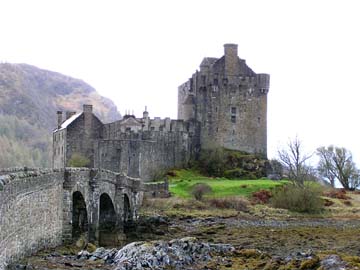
[0,170,64,270]
[94,131,196,181]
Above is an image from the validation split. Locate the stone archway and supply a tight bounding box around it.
[99,193,119,246]
[99,193,116,231]
[72,191,88,239]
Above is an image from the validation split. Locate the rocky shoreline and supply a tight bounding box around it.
[8,216,360,269]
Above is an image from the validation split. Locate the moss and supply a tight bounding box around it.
[299,256,320,269]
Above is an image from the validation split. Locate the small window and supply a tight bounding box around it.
[159,126,164,131]
[231,107,236,123]
[151,127,155,131]
[214,78,218,86]
[258,117,261,123]
[201,75,206,85]
[215,107,218,112]
[126,127,131,132]
[223,78,228,86]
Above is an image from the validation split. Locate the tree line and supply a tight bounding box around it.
[275,137,359,190]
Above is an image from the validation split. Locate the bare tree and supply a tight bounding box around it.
[316,146,360,190]
[277,137,312,186]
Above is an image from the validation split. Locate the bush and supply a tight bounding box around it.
[67,153,90,167]
[224,168,257,180]
[251,189,272,204]
[270,184,324,213]
[323,189,350,200]
[197,148,226,177]
[191,183,213,201]
[208,197,249,212]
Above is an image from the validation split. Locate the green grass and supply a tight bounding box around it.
[169,169,287,198]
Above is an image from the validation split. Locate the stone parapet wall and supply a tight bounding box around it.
[144,181,170,198]
[0,169,64,270]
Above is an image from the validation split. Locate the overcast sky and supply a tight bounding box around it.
[1,0,359,164]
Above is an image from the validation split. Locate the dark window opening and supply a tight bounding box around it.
[214,78,218,86]
[125,127,131,132]
[258,117,261,123]
[231,107,236,114]
[201,75,206,85]
[223,78,228,86]
[150,127,155,131]
[231,115,236,123]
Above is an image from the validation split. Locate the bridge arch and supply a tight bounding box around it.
[72,191,88,239]
[99,193,116,231]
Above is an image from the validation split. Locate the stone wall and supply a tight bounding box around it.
[94,130,199,181]
[0,169,64,269]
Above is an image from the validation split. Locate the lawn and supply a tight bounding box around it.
[169,169,286,198]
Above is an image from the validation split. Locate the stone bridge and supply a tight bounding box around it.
[0,167,167,269]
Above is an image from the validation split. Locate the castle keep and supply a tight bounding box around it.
[178,44,269,155]
[53,44,269,180]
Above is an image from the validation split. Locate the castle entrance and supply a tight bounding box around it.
[72,191,88,239]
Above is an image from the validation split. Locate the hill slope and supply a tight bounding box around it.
[0,63,121,168]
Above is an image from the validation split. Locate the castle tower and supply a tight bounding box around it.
[178,44,270,157]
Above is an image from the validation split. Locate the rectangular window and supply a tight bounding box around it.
[231,107,236,123]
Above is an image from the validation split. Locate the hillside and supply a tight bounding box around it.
[0,63,121,168]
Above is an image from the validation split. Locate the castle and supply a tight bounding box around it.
[53,44,270,180]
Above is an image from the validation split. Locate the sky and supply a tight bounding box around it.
[1,0,360,164]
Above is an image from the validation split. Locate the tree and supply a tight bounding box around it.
[67,153,90,167]
[277,137,312,186]
[191,183,213,201]
[316,146,360,190]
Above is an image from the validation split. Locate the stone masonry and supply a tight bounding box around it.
[53,44,269,180]
[0,167,163,269]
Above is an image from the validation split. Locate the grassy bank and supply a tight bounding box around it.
[168,169,286,198]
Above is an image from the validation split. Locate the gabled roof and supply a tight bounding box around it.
[54,112,82,132]
[120,116,142,126]
[200,57,218,67]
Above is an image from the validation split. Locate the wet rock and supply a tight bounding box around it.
[113,237,234,270]
[320,255,348,270]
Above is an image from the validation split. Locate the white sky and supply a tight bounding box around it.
[1,0,360,164]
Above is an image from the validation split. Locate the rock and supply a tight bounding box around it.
[85,243,97,253]
[320,255,348,270]
[113,237,234,270]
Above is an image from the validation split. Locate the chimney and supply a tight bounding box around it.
[57,111,63,129]
[83,104,93,114]
[224,43,239,76]
[224,43,238,58]
[83,104,93,137]
[65,111,76,120]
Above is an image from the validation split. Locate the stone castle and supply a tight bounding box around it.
[0,44,269,268]
[53,44,270,180]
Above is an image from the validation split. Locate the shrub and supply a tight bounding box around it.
[191,183,213,201]
[270,184,324,213]
[323,198,334,207]
[208,197,249,212]
[251,189,272,204]
[197,148,226,177]
[67,153,90,167]
[323,189,350,200]
[224,168,257,180]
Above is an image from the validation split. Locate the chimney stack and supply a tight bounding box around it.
[57,111,63,129]
[224,43,239,76]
